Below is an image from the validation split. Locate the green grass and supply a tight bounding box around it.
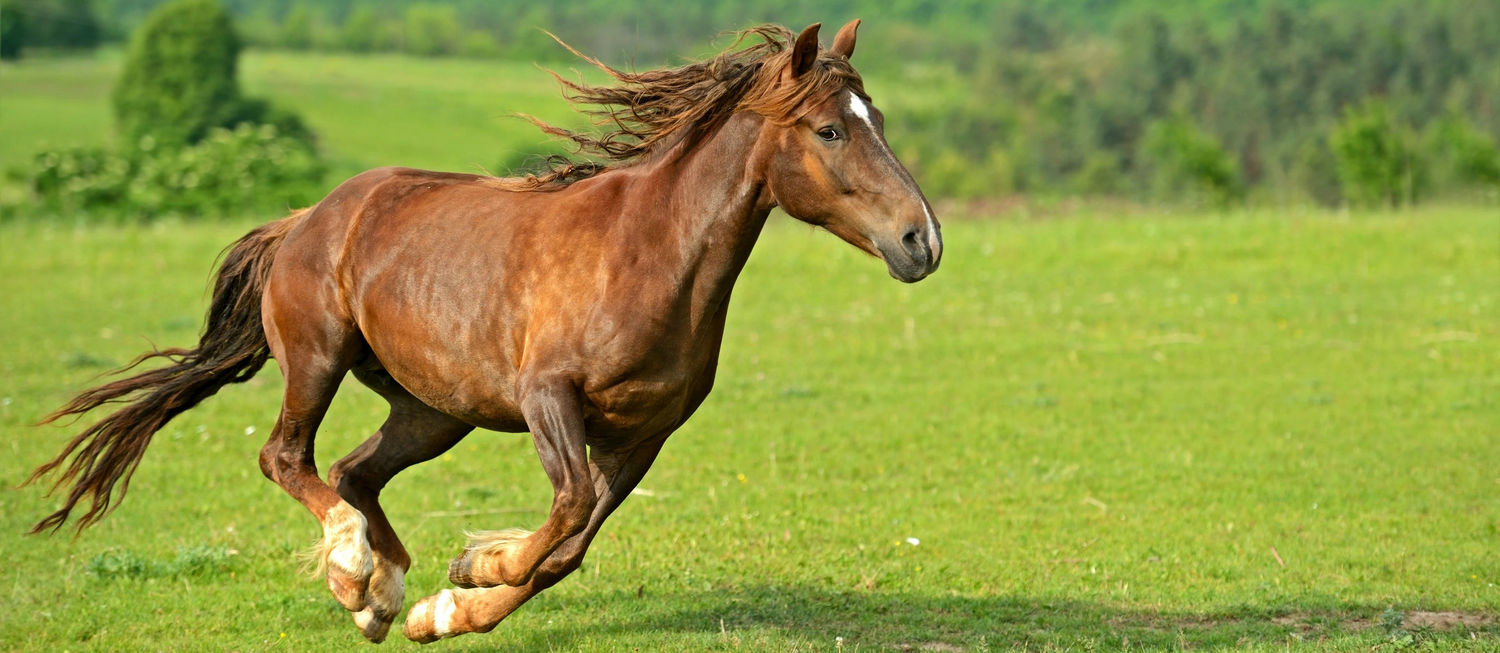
[1,206,1496,651]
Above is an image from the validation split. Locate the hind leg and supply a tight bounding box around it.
[257,279,375,614]
[327,370,472,642]
[258,358,375,613]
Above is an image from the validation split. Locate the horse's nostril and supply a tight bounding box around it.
[901,227,926,261]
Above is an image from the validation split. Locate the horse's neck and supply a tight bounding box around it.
[644,113,774,324]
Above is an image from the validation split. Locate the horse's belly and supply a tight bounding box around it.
[362,335,528,432]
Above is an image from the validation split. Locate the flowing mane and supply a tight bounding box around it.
[502,24,867,190]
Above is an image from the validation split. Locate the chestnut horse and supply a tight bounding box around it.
[29,20,941,643]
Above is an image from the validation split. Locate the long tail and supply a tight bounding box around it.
[26,211,308,534]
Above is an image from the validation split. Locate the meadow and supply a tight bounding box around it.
[1,48,1498,652]
[0,50,600,186]
[0,206,1496,651]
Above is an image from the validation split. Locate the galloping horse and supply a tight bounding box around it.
[28,20,941,643]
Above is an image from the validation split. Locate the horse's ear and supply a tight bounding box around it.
[831,19,860,60]
[789,23,821,78]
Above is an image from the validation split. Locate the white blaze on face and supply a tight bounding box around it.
[848,90,875,125]
[846,92,941,255]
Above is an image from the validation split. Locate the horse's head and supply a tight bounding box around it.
[760,20,942,283]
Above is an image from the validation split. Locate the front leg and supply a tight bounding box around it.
[447,380,595,588]
[406,437,665,643]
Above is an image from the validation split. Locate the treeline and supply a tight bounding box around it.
[0,0,102,57]
[6,0,1498,207]
[893,2,1500,205]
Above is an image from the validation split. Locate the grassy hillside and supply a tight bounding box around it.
[1,206,1495,650]
[0,50,605,185]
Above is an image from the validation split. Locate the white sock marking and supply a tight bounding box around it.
[432,589,456,637]
[323,502,372,578]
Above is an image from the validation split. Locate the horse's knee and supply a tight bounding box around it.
[555,488,596,536]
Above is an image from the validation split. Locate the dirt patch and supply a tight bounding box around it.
[1402,611,1496,630]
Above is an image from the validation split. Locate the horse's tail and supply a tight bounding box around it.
[26,209,309,534]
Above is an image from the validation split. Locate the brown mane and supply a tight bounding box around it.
[501,24,867,190]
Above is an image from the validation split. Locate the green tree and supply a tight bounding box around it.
[2,0,102,58]
[338,6,380,52]
[1139,118,1243,206]
[1330,99,1422,207]
[112,0,244,148]
[280,5,315,50]
[112,0,313,150]
[0,0,25,60]
[1423,114,1500,193]
[403,4,460,57]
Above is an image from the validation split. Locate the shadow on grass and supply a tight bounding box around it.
[487,585,1498,651]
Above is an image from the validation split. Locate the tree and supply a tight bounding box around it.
[1,0,102,58]
[1330,99,1422,207]
[403,4,460,57]
[112,0,243,148]
[1139,118,1244,206]
[338,6,380,52]
[0,0,24,60]
[112,0,313,150]
[280,5,315,50]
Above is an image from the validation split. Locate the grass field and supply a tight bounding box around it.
[0,50,596,183]
[0,205,1496,651]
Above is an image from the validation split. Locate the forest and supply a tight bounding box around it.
[3,0,1497,207]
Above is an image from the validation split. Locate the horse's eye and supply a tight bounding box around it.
[817,127,841,142]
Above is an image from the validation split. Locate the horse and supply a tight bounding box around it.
[27,20,941,643]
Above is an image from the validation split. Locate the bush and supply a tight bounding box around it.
[1138,118,1243,206]
[403,4,460,57]
[279,5,317,50]
[112,0,244,148]
[24,124,325,219]
[1330,99,1423,207]
[1423,114,1500,193]
[12,0,325,222]
[338,7,382,52]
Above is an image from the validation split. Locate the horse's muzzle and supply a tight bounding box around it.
[885,223,942,283]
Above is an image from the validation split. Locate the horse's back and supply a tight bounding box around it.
[270,166,547,429]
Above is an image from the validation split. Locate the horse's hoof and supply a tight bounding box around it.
[403,589,462,643]
[352,554,406,642]
[447,552,478,589]
[353,606,392,643]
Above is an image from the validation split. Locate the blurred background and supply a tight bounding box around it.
[1,0,1497,218]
